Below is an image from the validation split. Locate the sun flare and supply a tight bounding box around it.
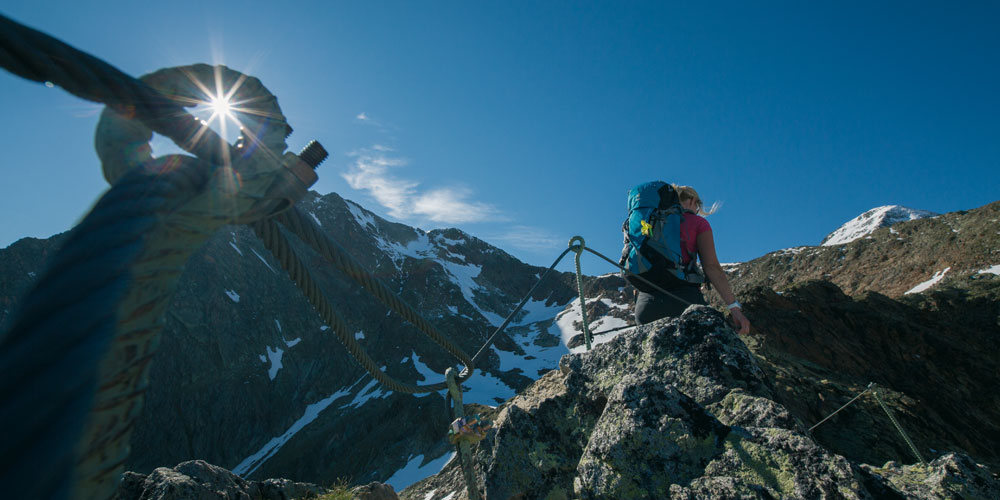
[209,94,233,120]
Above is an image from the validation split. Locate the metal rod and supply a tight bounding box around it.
[870,383,927,466]
[446,368,483,500]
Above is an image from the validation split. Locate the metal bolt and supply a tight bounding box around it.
[298,140,328,170]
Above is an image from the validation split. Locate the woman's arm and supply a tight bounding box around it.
[696,230,751,335]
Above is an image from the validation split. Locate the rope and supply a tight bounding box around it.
[569,237,593,350]
[0,15,311,500]
[0,159,211,500]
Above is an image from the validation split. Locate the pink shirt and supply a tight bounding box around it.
[681,213,711,265]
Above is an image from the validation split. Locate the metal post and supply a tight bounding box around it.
[446,368,482,500]
[870,383,927,466]
[568,236,592,351]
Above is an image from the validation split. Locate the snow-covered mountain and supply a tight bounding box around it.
[821,205,938,246]
[0,190,591,492]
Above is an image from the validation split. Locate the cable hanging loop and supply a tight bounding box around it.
[273,207,476,383]
[252,218,454,394]
[568,236,593,350]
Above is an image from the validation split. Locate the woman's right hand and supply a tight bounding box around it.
[730,308,751,335]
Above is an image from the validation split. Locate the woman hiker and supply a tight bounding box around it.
[632,185,751,334]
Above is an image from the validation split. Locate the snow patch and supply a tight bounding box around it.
[229,241,244,256]
[385,452,456,492]
[461,369,516,405]
[355,330,365,340]
[776,246,808,256]
[411,351,439,383]
[308,211,322,226]
[346,200,378,229]
[342,378,391,408]
[225,290,240,302]
[556,297,634,354]
[264,346,284,380]
[284,338,302,348]
[274,319,282,332]
[440,261,505,326]
[905,267,951,295]
[232,385,353,478]
[976,265,1000,276]
[250,248,277,273]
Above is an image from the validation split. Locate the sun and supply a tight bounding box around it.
[209,94,233,120]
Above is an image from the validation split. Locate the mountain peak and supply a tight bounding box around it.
[821,205,938,246]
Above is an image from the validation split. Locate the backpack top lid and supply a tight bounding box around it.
[628,181,680,211]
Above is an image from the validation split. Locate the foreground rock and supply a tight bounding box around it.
[401,307,1000,499]
[114,460,403,499]
[114,460,327,500]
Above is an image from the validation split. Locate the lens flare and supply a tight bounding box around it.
[209,94,233,120]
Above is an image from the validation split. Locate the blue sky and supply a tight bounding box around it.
[1,1,997,274]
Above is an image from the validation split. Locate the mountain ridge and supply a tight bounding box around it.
[2,196,998,498]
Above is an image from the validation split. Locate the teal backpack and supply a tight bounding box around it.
[619,181,705,292]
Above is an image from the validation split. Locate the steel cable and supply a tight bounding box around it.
[274,207,478,380]
[251,217,457,393]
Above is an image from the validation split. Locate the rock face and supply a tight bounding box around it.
[741,278,1000,472]
[401,307,1000,499]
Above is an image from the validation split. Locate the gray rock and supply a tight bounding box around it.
[113,460,325,500]
[861,453,1000,499]
[350,481,399,500]
[401,307,1000,500]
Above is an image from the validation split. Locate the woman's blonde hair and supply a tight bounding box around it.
[673,185,720,216]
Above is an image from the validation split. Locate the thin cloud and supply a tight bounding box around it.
[486,225,565,253]
[342,146,499,225]
[413,188,497,223]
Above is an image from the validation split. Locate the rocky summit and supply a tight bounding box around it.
[401,307,1000,500]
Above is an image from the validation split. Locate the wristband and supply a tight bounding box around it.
[727,301,741,310]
